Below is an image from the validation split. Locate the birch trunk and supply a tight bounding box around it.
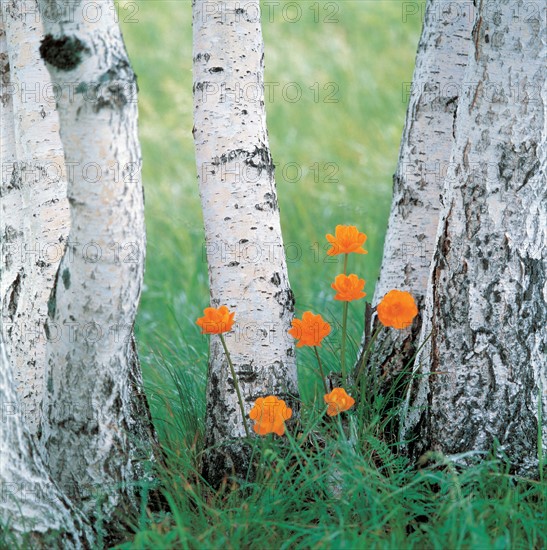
[1,18,88,544]
[358,0,473,391]
[0,332,93,548]
[1,0,70,436]
[0,8,22,345]
[193,0,299,487]
[402,0,547,476]
[37,0,158,520]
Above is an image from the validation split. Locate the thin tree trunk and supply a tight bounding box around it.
[0,332,93,548]
[355,0,474,391]
[37,0,158,521]
[193,0,299,487]
[402,0,547,476]
[1,0,70,436]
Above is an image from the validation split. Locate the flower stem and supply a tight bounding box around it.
[353,324,383,386]
[314,346,329,395]
[219,333,250,438]
[340,252,349,386]
[341,301,349,386]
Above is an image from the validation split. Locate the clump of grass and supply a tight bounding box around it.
[114,349,547,549]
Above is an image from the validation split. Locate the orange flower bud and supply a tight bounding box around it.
[249,396,292,436]
[288,311,331,348]
[326,225,368,256]
[324,387,355,416]
[376,290,418,329]
[196,305,235,334]
[331,273,366,302]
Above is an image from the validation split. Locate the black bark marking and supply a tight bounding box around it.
[40,35,89,71]
[263,192,278,210]
[274,288,295,317]
[445,95,459,138]
[47,265,62,318]
[62,268,71,289]
[236,366,258,384]
[194,52,211,63]
[271,272,281,286]
[396,178,424,219]
[194,81,210,93]
[211,146,275,178]
[7,272,22,318]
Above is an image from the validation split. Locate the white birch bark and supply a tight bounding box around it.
[0,332,93,548]
[1,0,70,436]
[0,8,22,337]
[193,0,298,486]
[403,0,547,476]
[37,0,158,518]
[357,0,473,388]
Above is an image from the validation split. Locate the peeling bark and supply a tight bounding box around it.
[192,0,299,487]
[403,0,547,476]
[37,0,158,521]
[1,0,70,435]
[357,0,474,394]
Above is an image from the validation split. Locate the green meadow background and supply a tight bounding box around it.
[122,0,422,408]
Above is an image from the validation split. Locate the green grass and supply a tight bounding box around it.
[111,356,547,550]
[112,1,547,548]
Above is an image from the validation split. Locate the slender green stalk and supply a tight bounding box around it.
[340,253,349,385]
[219,333,250,438]
[354,324,383,386]
[314,346,329,394]
[341,301,349,386]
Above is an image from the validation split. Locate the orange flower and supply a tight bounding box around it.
[324,388,355,416]
[331,273,366,301]
[249,396,292,436]
[376,290,418,329]
[326,225,368,256]
[288,311,331,347]
[196,305,235,334]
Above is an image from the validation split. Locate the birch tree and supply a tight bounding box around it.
[402,0,547,476]
[0,0,70,436]
[35,0,159,518]
[1,11,88,545]
[0,0,160,540]
[360,0,474,390]
[192,0,299,487]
